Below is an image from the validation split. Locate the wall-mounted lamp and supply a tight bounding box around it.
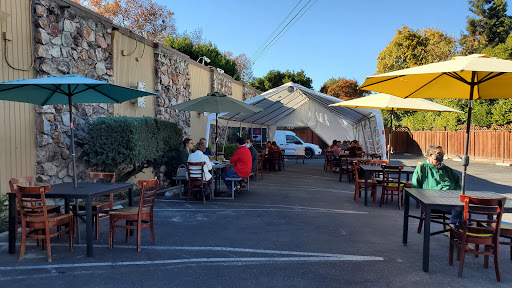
[217,68,224,74]
[197,56,211,65]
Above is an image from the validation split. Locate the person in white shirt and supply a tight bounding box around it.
[187,142,212,181]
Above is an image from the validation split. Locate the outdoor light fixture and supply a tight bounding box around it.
[197,56,210,65]
[287,86,295,93]
[217,68,224,74]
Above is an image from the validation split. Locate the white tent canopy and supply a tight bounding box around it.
[206,82,386,157]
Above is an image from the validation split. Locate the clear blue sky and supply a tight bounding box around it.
[158,0,473,90]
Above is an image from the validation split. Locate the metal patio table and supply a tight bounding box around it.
[8,182,134,257]
[359,165,415,206]
[402,188,512,272]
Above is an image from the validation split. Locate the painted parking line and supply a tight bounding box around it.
[0,244,383,271]
[155,202,367,214]
[154,208,365,214]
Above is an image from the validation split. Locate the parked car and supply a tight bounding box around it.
[273,130,322,158]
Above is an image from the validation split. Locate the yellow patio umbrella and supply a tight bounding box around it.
[359,54,512,194]
[329,93,461,160]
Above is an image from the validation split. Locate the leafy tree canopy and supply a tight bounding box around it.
[165,32,240,81]
[460,0,512,54]
[376,25,456,74]
[249,69,313,91]
[72,0,176,43]
[320,78,369,100]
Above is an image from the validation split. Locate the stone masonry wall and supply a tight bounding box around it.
[154,47,191,136]
[33,0,114,184]
[243,84,260,101]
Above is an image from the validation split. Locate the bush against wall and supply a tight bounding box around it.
[222,144,238,159]
[86,117,182,183]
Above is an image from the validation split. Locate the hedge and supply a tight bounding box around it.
[86,117,182,179]
[223,144,238,159]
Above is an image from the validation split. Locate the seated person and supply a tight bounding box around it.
[348,140,358,157]
[198,138,211,156]
[265,141,272,154]
[178,138,194,167]
[221,137,252,193]
[340,140,350,151]
[332,141,342,157]
[271,141,280,152]
[412,145,462,224]
[246,138,258,174]
[187,142,212,181]
[327,140,337,152]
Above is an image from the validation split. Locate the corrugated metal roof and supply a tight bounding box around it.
[220,82,373,125]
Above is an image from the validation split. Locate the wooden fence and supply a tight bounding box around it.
[385,127,512,162]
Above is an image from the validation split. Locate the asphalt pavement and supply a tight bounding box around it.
[1,155,511,287]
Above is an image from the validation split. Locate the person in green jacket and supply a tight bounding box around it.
[412,145,462,224]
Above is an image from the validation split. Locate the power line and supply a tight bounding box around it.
[251,0,304,60]
[251,0,317,65]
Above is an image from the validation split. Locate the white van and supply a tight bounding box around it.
[273,130,322,158]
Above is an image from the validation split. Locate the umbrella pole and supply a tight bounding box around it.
[215,114,218,157]
[69,96,77,188]
[461,72,476,195]
[388,109,393,161]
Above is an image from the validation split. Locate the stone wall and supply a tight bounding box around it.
[153,46,191,136]
[33,0,114,184]
[243,84,260,101]
[212,71,233,96]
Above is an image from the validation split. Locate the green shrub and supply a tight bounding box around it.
[86,117,183,182]
[223,144,238,159]
[0,194,7,233]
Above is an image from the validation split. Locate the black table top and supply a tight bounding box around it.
[405,188,512,211]
[8,182,133,199]
[359,165,416,174]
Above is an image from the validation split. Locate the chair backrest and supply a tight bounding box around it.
[353,161,360,182]
[381,165,404,187]
[358,159,372,165]
[271,150,281,161]
[9,176,37,193]
[370,154,382,160]
[90,172,116,183]
[137,179,158,215]
[187,162,205,181]
[16,184,51,221]
[257,153,264,168]
[372,160,389,166]
[459,195,506,242]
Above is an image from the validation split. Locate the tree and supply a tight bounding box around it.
[376,26,457,127]
[460,0,512,54]
[320,78,369,100]
[483,32,512,59]
[249,70,313,91]
[376,25,456,74]
[72,0,176,42]
[165,34,240,80]
[224,52,253,82]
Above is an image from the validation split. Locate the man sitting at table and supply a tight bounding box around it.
[197,137,212,156]
[221,137,252,194]
[412,145,462,224]
[246,138,258,174]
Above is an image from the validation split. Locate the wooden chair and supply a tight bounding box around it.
[9,177,61,244]
[16,184,74,262]
[371,160,389,183]
[449,195,506,282]
[353,161,378,203]
[256,153,264,181]
[77,172,116,240]
[280,150,285,170]
[186,162,211,203]
[380,165,404,209]
[270,150,282,171]
[109,179,158,251]
[324,151,340,172]
[339,156,354,182]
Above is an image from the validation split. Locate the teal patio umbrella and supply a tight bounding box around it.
[172,91,263,156]
[0,74,158,187]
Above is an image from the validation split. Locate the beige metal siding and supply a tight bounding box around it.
[189,65,211,141]
[0,0,36,195]
[112,31,155,117]
[231,82,243,101]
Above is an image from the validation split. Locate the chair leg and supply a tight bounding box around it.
[125,221,130,242]
[372,185,377,203]
[109,218,114,249]
[45,227,52,263]
[494,246,502,282]
[136,220,141,252]
[69,219,74,251]
[18,224,26,262]
[449,235,454,266]
[458,242,466,278]
[354,185,358,202]
[379,187,385,207]
[417,207,424,234]
[484,246,490,269]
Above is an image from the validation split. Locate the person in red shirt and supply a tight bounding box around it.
[221,137,252,193]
